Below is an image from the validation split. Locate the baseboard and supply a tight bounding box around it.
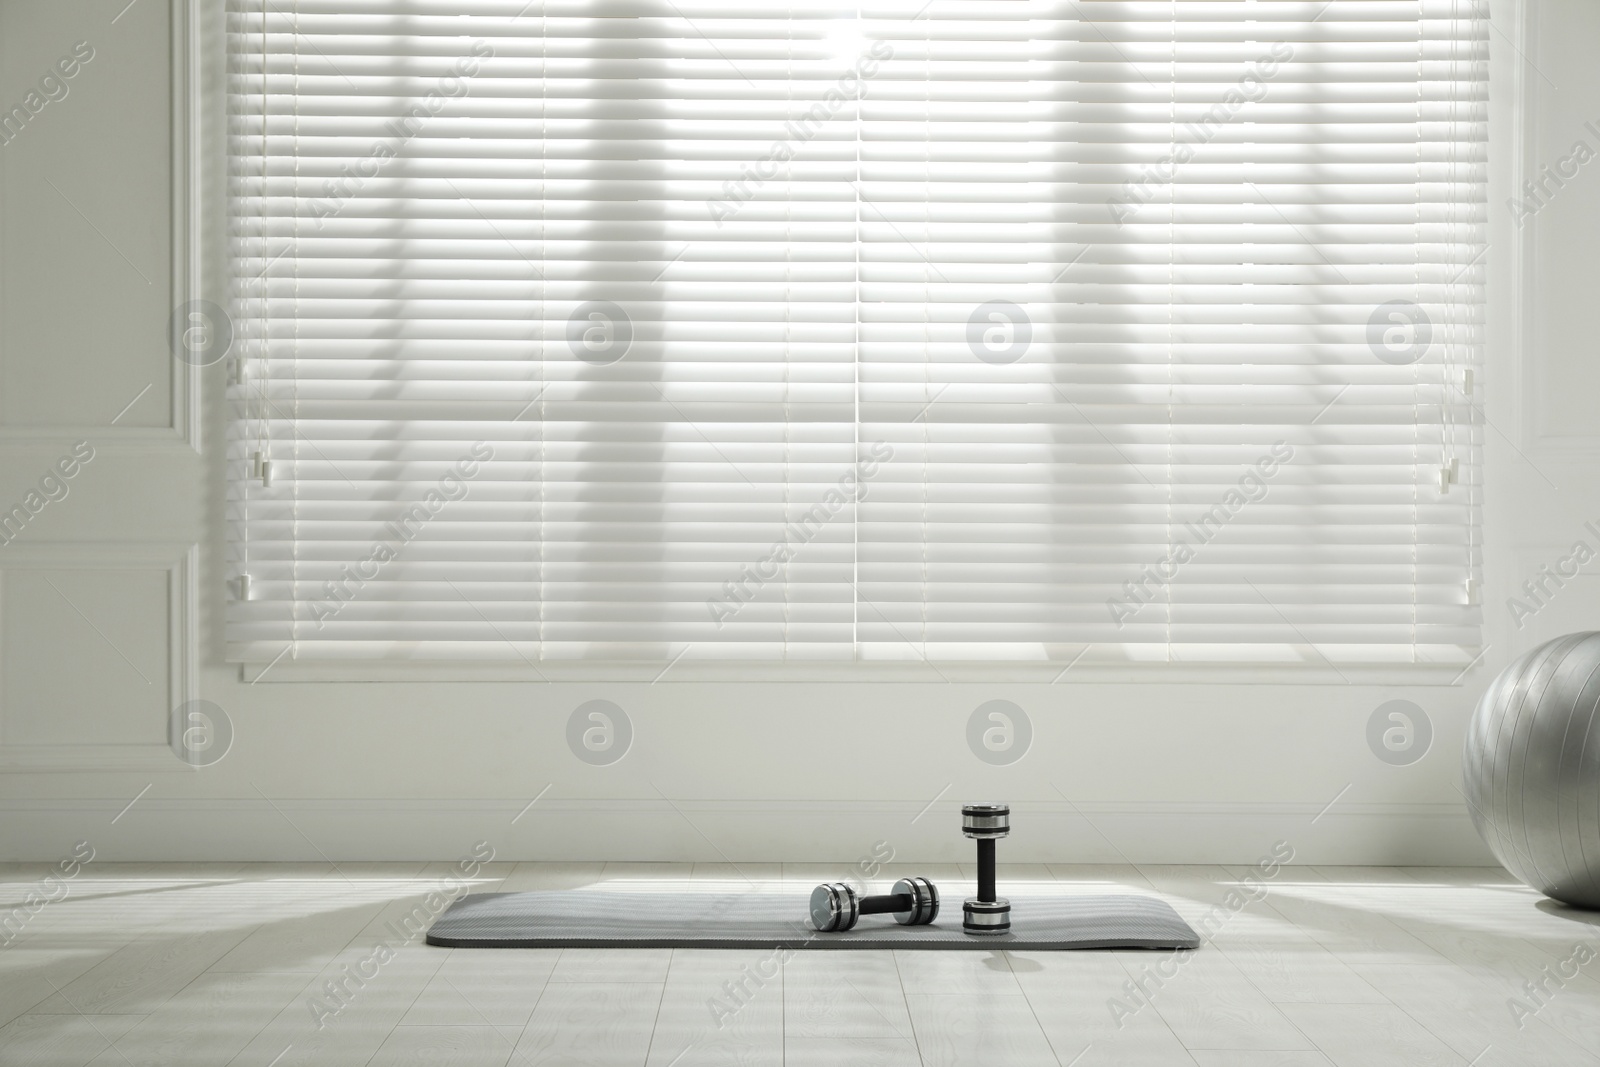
[0,797,1496,866]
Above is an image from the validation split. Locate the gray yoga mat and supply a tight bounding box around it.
[427,890,1199,950]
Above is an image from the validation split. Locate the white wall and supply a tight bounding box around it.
[1,0,1596,865]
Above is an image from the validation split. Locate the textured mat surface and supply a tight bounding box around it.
[427,890,1200,950]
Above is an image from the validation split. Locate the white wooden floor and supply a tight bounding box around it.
[2,861,1598,1066]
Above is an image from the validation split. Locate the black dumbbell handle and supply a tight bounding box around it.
[858,892,914,916]
[976,838,996,903]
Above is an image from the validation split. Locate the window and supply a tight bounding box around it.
[227,1,1487,673]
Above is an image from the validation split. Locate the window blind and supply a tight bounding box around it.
[227,0,1487,669]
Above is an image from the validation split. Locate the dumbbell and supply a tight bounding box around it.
[809,877,940,932]
[962,803,1011,935]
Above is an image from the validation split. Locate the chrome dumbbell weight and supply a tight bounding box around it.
[809,877,940,932]
[962,803,1011,935]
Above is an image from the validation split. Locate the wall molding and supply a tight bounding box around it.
[0,0,199,453]
[1510,0,1600,459]
[0,542,198,771]
[0,796,1494,866]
